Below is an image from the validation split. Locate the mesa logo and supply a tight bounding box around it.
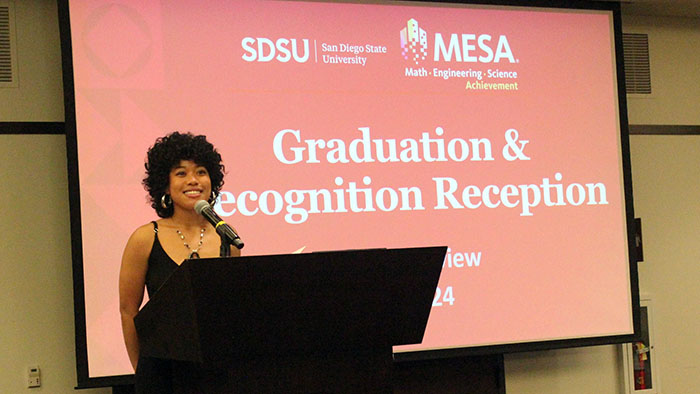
[434,31,515,63]
[241,37,310,63]
[400,19,517,64]
[400,19,428,65]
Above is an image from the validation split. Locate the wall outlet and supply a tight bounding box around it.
[27,365,41,388]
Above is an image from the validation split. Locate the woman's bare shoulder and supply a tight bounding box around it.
[125,221,158,250]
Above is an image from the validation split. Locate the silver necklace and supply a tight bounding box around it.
[176,227,205,259]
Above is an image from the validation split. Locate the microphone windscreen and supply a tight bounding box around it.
[194,199,210,215]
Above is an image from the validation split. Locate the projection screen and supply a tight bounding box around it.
[59,0,638,386]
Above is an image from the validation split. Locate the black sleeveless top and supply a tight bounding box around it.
[144,221,179,298]
[136,222,227,393]
[136,222,178,394]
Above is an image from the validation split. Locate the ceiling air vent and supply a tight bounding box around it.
[0,1,17,87]
[623,33,651,95]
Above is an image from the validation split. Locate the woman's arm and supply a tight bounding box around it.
[118,225,152,371]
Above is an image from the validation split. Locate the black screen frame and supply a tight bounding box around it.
[57,0,639,388]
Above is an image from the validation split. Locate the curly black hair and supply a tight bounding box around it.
[143,132,225,218]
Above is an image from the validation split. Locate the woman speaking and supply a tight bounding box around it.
[118,132,240,392]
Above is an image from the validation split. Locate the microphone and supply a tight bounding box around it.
[194,200,244,249]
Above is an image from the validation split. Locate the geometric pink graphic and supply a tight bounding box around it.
[400,19,428,64]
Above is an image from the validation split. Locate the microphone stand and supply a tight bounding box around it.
[218,233,243,257]
[219,235,232,257]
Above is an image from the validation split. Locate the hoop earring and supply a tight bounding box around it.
[161,194,172,209]
[209,191,218,206]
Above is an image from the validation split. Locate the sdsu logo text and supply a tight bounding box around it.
[241,37,310,63]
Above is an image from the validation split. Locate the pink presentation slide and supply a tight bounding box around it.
[68,0,633,378]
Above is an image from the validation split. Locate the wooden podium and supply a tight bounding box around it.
[134,247,446,393]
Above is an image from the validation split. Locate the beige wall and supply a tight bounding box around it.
[0,134,110,394]
[0,0,64,121]
[629,134,700,394]
[1,2,698,393]
[624,15,700,125]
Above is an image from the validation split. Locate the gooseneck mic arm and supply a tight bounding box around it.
[194,200,244,254]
